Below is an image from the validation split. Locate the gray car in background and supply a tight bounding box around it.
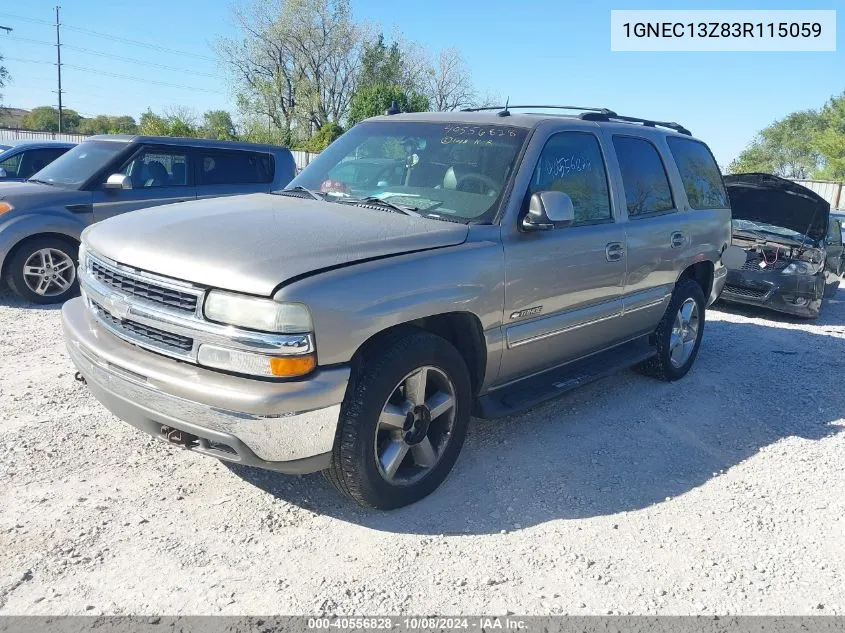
[0,141,76,182]
[0,135,296,303]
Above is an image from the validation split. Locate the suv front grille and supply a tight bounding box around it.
[724,284,768,299]
[93,301,194,352]
[91,259,198,313]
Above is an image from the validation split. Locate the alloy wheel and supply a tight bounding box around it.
[669,297,699,368]
[374,365,457,485]
[22,248,76,297]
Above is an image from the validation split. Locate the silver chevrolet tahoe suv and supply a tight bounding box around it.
[62,106,732,509]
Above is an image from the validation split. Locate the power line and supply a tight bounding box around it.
[5,34,221,78]
[0,10,217,61]
[5,57,224,94]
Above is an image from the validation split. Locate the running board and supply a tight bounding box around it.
[473,336,656,419]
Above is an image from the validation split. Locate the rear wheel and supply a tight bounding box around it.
[6,236,79,304]
[325,330,471,509]
[635,278,705,381]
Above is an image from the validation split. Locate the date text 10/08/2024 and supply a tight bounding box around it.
[307,616,528,630]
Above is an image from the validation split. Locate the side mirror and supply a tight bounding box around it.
[104,173,132,190]
[522,191,575,231]
[0,168,7,179]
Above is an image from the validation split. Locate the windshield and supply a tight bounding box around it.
[30,140,127,188]
[732,218,806,241]
[288,121,529,222]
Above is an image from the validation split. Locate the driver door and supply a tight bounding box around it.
[92,144,196,222]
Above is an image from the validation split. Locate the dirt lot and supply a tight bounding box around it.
[1,286,844,616]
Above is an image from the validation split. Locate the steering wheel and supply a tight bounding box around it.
[455,173,499,196]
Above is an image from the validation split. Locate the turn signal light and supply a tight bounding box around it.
[269,354,317,378]
[0,202,13,215]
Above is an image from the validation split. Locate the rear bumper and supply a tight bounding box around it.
[62,297,349,473]
[721,269,823,317]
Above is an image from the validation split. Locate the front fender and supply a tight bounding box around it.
[0,211,87,276]
[275,227,505,368]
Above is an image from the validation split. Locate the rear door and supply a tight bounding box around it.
[195,149,275,200]
[605,133,680,335]
[91,144,196,222]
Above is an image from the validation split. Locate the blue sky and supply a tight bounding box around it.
[0,0,841,167]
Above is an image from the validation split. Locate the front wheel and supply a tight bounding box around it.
[6,236,79,304]
[325,330,471,509]
[635,278,706,381]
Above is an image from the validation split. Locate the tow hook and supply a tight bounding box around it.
[74,371,86,384]
[160,425,192,447]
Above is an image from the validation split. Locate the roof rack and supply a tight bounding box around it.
[579,112,691,136]
[461,105,617,117]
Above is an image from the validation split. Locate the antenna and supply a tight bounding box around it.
[497,97,510,118]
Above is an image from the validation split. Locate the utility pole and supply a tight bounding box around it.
[54,6,63,133]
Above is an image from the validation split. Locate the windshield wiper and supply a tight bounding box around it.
[336,196,421,217]
[276,186,326,201]
[26,178,54,186]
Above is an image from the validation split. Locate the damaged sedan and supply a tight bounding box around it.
[721,173,842,318]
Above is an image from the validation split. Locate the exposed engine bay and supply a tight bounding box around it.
[721,173,834,318]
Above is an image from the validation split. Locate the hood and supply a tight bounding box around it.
[0,180,87,212]
[724,173,829,242]
[84,193,469,296]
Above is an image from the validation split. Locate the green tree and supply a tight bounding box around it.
[348,84,428,126]
[302,121,343,152]
[138,108,198,137]
[21,106,81,132]
[202,110,238,140]
[77,114,137,135]
[359,34,403,89]
[815,92,845,180]
[728,110,821,178]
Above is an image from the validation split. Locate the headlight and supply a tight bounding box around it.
[782,260,822,275]
[0,201,14,215]
[204,290,312,333]
[197,344,316,378]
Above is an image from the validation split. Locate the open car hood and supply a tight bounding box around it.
[724,173,829,242]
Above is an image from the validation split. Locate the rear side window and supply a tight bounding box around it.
[612,136,674,217]
[199,150,274,186]
[666,137,729,209]
[529,132,612,224]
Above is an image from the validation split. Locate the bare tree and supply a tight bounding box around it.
[218,0,365,142]
[424,48,475,111]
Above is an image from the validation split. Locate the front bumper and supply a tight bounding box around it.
[62,297,349,474]
[721,268,823,317]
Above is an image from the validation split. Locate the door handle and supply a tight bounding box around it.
[605,242,625,262]
[670,232,686,248]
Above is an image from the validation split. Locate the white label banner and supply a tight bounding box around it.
[611,10,836,51]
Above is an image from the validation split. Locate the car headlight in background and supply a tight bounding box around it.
[782,260,822,275]
[197,344,316,378]
[204,290,312,334]
[0,202,14,215]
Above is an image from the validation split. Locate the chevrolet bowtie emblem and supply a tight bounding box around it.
[106,294,131,320]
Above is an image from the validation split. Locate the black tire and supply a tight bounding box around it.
[324,329,472,509]
[6,236,79,305]
[634,278,706,382]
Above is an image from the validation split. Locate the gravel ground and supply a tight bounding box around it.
[1,285,844,616]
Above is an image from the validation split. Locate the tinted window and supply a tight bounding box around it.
[827,217,842,245]
[19,148,71,179]
[529,132,612,223]
[613,136,674,217]
[666,137,729,209]
[199,151,273,185]
[120,147,189,188]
